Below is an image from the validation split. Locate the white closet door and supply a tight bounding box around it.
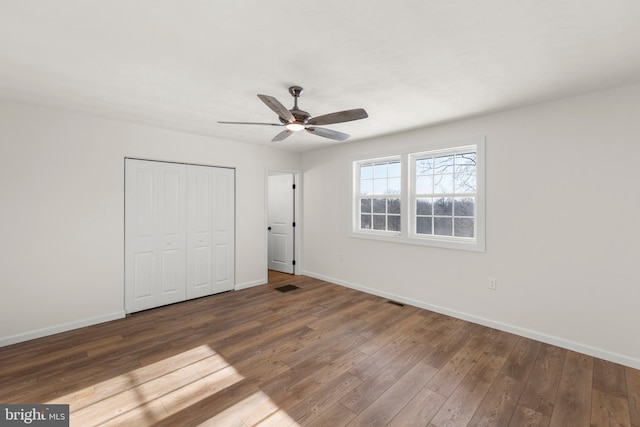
[125,160,187,313]
[186,166,235,297]
[211,167,235,293]
[187,165,214,298]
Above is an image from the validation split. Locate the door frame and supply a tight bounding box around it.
[266,169,302,275]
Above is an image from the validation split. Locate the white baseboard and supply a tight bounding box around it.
[303,270,640,370]
[234,278,267,291]
[0,311,126,348]
[0,277,270,347]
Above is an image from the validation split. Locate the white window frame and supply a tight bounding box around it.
[350,136,485,252]
[353,155,403,236]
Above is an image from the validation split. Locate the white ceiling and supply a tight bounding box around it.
[1,1,639,152]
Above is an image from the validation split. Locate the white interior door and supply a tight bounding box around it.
[268,174,294,274]
[125,159,187,313]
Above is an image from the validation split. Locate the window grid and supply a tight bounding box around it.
[413,151,477,239]
[358,159,401,233]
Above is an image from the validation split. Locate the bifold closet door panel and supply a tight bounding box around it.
[186,166,235,297]
[211,167,235,294]
[187,165,214,299]
[125,160,187,313]
[187,165,235,298]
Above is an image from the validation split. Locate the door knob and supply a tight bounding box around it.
[268,227,272,231]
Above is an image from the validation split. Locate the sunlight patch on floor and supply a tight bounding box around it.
[45,345,245,426]
[160,365,246,414]
[194,390,300,427]
[49,344,221,405]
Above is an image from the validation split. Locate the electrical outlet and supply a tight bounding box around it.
[489,278,497,290]
[339,253,344,262]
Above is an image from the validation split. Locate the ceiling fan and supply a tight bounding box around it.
[218,86,368,142]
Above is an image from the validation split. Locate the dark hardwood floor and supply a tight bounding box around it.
[1,271,639,426]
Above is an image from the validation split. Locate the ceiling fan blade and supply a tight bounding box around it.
[272,129,293,142]
[306,127,350,141]
[218,121,283,126]
[257,94,295,122]
[306,108,368,126]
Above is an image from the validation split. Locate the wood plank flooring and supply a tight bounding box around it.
[1,271,639,426]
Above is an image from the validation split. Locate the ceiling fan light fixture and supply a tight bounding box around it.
[285,123,305,132]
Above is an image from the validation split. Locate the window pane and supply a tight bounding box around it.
[388,198,401,214]
[434,174,454,194]
[454,218,474,237]
[455,152,476,169]
[372,198,386,213]
[360,198,372,213]
[388,161,401,177]
[434,155,454,173]
[454,152,476,193]
[387,177,401,194]
[373,163,387,178]
[454,197,474,216]
[434,217,453,236]
[416,216,432,234]
[416,176,433,194]
[454,162,476,176]
[360,180,373,195]
[360,215,372,229]
[434,198,453,215]
[360,165,373,179]
[373,178,387,194]
[455,172,476,193]
[373,215,386,230]
[388,215,401,231]
[416,157,433,175]
[416,198,432,215]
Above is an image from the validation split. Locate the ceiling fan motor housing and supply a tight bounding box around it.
[280,108,310,124]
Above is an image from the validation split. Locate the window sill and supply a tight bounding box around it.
[349,230,485,252]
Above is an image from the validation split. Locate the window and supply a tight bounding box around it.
[357,159,401,232]
[412,150,477,238]
[351,136,485,251]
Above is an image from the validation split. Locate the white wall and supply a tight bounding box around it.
[0,101,301,345]
[302,84,640,368]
